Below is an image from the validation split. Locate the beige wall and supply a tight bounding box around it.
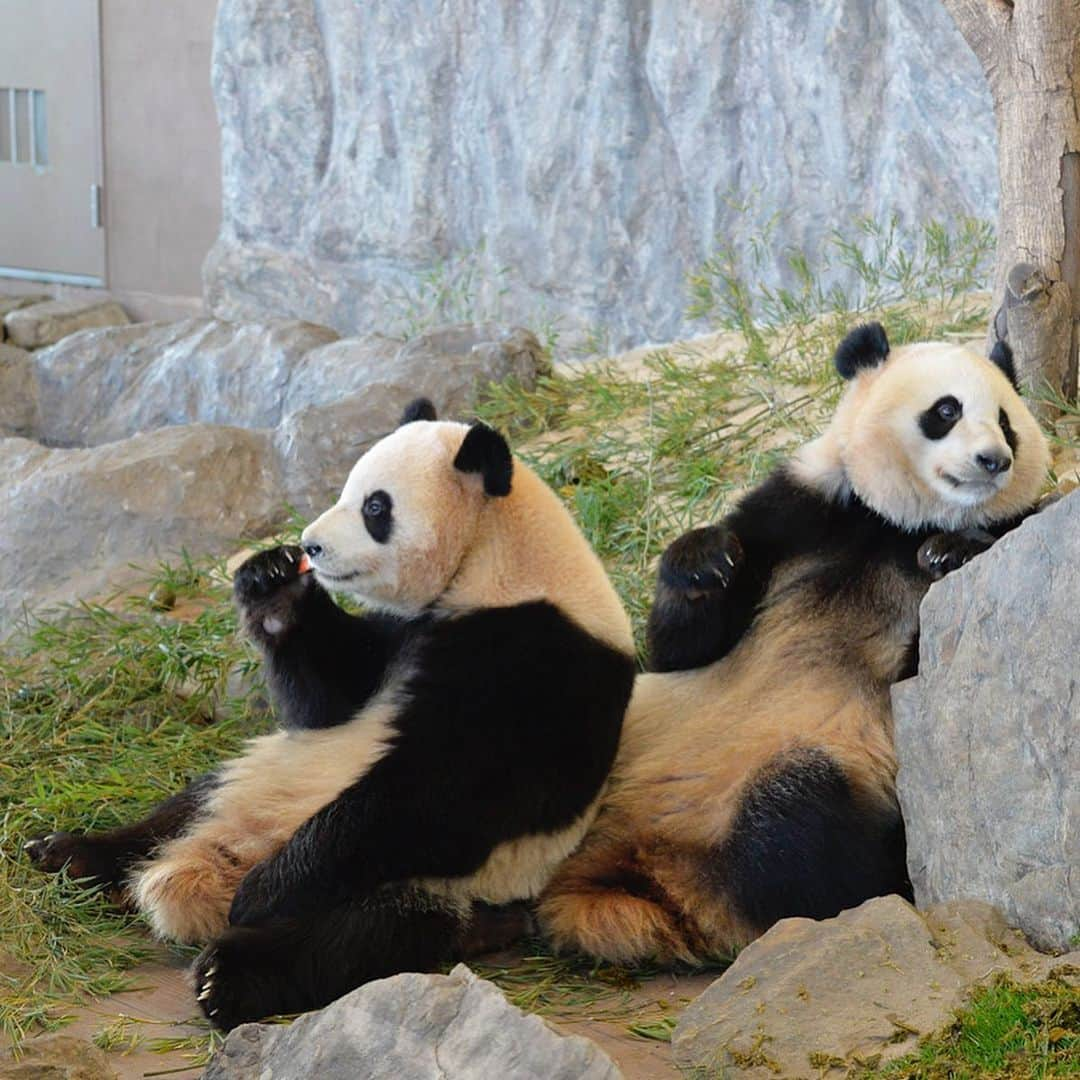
[100,0,220,312]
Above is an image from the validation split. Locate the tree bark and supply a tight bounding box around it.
[942,0,1080,405]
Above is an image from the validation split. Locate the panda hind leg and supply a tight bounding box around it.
[714,746,912,936]
[537,835,706,967]
[193,887,465,1031]
[23,774,217,905]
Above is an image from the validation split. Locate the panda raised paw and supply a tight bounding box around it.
[233,545,314,639]
[658,525,744,598]
[917,528,997,581]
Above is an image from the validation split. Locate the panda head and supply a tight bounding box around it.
[298,400,633,651]
[298,399,514,614]
[793,323,1049,531]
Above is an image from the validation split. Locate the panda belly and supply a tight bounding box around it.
[421,797,604,908]
[131,700,398,944]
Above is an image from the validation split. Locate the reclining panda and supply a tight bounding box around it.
[26,400,636,1030]
[540,325,1049,965]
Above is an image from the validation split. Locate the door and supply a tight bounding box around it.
[0,0,105,285]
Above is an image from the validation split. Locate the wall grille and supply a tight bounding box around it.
[0,87,47,166]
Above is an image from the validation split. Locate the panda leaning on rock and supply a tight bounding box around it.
[25,399,636,1030]
[539,323,1049,966]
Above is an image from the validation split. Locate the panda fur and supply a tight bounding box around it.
[25,402,635,1029]
[538,325,1049,966]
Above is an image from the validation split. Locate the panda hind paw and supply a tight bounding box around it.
[658,525,744,597]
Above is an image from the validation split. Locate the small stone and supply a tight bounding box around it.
[148,584,177,611]
[4,297,130,349]
[0,293,50,340]
[0,342,38,436]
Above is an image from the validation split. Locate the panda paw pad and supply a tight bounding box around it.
[659,525,744,597]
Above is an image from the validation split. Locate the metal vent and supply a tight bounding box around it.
[0,88,47,166]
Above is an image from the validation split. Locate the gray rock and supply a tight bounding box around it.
[276,324,548,514]
[893,493,1080,952]
[4,297,129,349]
[0,293,50,341]
[0,343,38,437]
[672,896,1079,1078]
[0,426,282,635]
[0,1034,117,1079]
[206,0,996,348]
[2,319,545,631]
[203,963,621,1080]
[31,318,338,447]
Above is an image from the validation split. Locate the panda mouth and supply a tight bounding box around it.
[312,568,360,584]
[941,472,1000,494]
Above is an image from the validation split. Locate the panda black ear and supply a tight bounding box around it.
[834,322,890,380]
[454,422,513,497]
[989,340,1020,390]
[399,397,437,425]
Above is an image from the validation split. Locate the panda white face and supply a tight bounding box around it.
[299,420,485,614]
[795,337,1049,532]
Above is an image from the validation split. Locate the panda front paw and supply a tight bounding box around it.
[193,933,281,1031]
[917,528,996,581]
[658,525,744,598]
[233,546,313,639]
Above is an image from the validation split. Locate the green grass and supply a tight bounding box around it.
[0,558,271,1044]
[861,976,1080,1079]
[4,216,1058,1064]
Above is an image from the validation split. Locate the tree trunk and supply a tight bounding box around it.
[942,0,1080,406]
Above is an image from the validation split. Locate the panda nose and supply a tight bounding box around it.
[302,542,324,560]
[976,451,1011,476]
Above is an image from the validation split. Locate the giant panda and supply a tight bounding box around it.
[25,400,636,1030]
[538,324,1049,965]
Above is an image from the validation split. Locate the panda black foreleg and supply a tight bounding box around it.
[23,773,218,898]
[193,888,465,1030]
[234,545,410,730]
[646,523,756,672]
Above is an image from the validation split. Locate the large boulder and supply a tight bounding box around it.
[203,964,621,1080]
[893,493,1080,952]
[276,324,548,514]
[30,318,339,446]
[206,0,995,348]
[0,426,282,634]
[1,319,545,631]
[672,896,1079,1078]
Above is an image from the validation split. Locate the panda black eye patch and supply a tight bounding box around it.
[362,490,393,543]
[919,396,962,440]
[999,408,1018,455]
